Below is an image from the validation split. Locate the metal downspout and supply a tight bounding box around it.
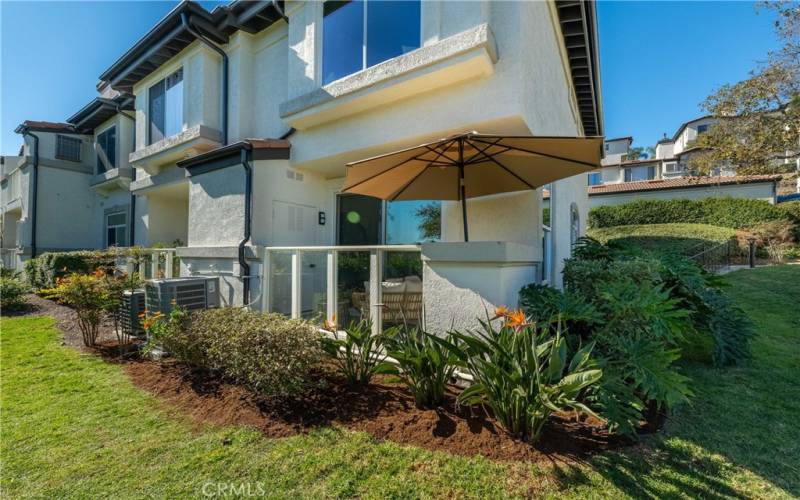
[181,12,228,145]
[238,148,253,306]
[116,104,137,247]
[21,130,40,258]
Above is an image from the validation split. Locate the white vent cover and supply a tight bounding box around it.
[286,169,304,181]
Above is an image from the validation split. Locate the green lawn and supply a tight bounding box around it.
[588,223,736,256]
[2,266,799,498]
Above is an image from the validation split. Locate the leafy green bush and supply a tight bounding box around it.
[153,308,325,399]
[321,320,394,387]
[776,201,800,241]
[383,328,461,409]
[588,197,791,230]
[588,223,736,256]
[42,271,111,346]
[523,238,755,434]
[437,318,601,443]
[0,276,29,311]
[24,250,119,290]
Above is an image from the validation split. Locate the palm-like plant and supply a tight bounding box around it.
[384,328,461,409]
[437,316,602,443]
[321,320,395,387]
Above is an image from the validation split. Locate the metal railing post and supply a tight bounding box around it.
[326,250,338,324]
[150,251,159,279]
[369,249,383,335]
[165,251,174,279]
[291,250,302,319]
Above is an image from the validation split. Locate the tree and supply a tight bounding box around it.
[692,2,799,176]
[626,146,645,161]
[415,202,441,241]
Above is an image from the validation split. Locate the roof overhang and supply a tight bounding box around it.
[67,95,135,133]
[177,138,291,176]
[555,0,603,137]
[99,1,284,93]
[14,121,82,135]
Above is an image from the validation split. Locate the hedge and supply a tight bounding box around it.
[588,197,792,230]
[588,223,736,256]
[24,250,119,290]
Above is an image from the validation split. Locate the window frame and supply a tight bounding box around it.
[95,125,117,174]
[147,67,184,146]
[105,209,129,248]
[55,135,82,162]
[587,172,602,186]
[320,0,422,86]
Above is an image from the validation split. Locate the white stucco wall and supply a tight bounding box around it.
[36,165,96,250]
[188,167,245,247]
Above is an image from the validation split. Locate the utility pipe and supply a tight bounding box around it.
[115,103,138,247]
[20,129,40,258]
[181,12,228,145]
[238,148,253,306]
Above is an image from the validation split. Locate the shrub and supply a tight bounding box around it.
[537,238,755,433]
[152,308,325,399]
[42,271,110,346]
[0,276,29,311]
[383,328,461,409]
[24,250,119,290]
[438,316,602,443]
[588,197,791,230]
[321,319,395,387]
[776,201,800,241]
[588,223,737,257]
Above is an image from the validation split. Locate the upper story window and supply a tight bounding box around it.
[588,172,602,186]
[624,166,656,182]
[96,126,116,173]
[56,135,81,162]
[148,68,184,145]
[322,0,421,85]
[664,162,681,173]
[696,124,709,135]
[604,143,609,152]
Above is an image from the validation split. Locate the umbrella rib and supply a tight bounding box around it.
[390,139,459,201]
[470,137,599,169]
[468,143,537,191]
[343,148,449,192]
[463,137,503,165]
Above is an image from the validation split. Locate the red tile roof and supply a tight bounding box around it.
[588,175,782,196]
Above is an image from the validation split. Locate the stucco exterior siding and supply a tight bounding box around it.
[35,165,97,250]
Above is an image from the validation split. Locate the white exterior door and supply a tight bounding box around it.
[272,200,318,246]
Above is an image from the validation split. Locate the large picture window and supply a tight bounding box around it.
[148,68,183,145]
[106,211,128,247]
[322,0,421,85]
[96,126,116,173]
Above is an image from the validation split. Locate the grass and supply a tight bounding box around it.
[2,266,799,498]
[588,223,736,256]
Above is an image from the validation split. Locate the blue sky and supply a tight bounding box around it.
[0,1,782,155]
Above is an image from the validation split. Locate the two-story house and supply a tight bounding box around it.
[6,0,603,332]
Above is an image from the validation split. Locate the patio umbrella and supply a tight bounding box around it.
[342,133,603,241]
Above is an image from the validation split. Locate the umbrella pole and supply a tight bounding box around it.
[458,138,469,242]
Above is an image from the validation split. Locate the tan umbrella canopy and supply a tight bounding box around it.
[342,133,603,241]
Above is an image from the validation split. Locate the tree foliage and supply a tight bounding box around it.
[692,2,800,175]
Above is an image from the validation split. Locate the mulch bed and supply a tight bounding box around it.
[9,295,630,464]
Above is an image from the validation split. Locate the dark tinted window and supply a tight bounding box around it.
[323,1,364,85]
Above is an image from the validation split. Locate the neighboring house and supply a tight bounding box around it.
[1,86,136,271]
[3,0,603,331]
[543,174,780,212]
[587,115,734,187]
